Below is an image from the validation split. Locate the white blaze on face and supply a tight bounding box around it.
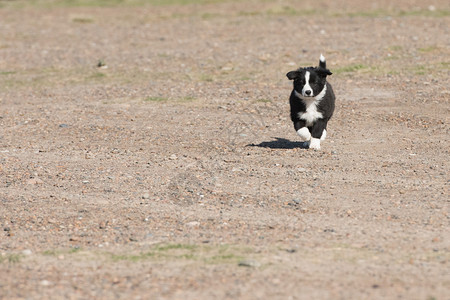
[302,71,313,97]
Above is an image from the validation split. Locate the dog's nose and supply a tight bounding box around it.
[305,90,312,96]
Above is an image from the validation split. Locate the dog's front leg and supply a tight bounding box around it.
[310,119,328,150]
[293,120,311,142]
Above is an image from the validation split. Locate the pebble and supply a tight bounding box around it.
[185,221,200,227]
[22,249,32,256]
[238,260,261,268]
[58,124,69,128]
[27,178,44,185]
[142,193,150,199]
[292,199,302,205]
[40,280,51,286]
[169,154,178,160]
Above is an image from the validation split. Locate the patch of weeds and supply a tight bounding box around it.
[155,243,197,252]
[333,64,370,74]
[201,12,221,20]
[42,247,81,256]
[108,243,198,262]
[266,6,300,16]
[398,9,450,17]
[72,17,94,24]
[238,11,260,17]
[440,62,449,69]
[200,74,214,82]
[69,247,82,254]
[149,0,232,5]
[418,45,439,53]
[0,71,16,76]
[346,10,387,18]
[144,96,197,103]
[178,96,197,102]
[42,250,60,256]
[144,96,168,102]
[157,53,171,59]
[110,253,146,262]
[7,254,22,263]
[384,55,400,61]
[103,243,257,265]
[387,45,403,52]
[206,253,244,264]
[88,72,107,80]
[27,0,233,8]
[412,65,427,75]
[256,99,272,103]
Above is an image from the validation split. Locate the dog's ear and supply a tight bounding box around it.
[286,70,300,80]
[317,67,332,77]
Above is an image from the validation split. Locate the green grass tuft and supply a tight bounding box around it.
[333,64,369,74]
[72,17,94,23]
[0,71,16,75]
[144,96,168,102]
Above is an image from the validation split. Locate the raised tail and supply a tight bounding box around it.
[319,54,326,69]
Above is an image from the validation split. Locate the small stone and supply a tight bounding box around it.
[58,124,69,128]
[297,168,307,172]
[238,260,261,268]
[27,178,44,185]
[331,150,338,154]
[22,249,32,256]
[99,221,108,229]
[292,199,302,205]
[142,193,150,199]
[40,280,51,286]
[169,154,178,160]
[3,227,10,232]
[185,221,200,227]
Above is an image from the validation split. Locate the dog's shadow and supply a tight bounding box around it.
[248,137,309,149]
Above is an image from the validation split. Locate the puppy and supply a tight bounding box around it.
[286,54,335,150]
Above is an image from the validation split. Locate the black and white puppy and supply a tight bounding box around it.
[286,54,335,150]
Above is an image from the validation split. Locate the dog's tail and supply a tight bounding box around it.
[319,54,326,68]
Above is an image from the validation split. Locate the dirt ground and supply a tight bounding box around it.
[0,0,449,299]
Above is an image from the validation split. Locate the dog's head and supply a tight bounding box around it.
[286,54,332,98]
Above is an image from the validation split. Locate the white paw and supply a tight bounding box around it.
[320,129,327,141]
[296,127,311,142]
[309,138,321,150]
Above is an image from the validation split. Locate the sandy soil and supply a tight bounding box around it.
[0,0,449,299]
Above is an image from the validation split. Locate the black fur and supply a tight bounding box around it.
[286,56,335,145]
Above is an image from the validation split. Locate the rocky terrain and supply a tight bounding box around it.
[0,0,449,299]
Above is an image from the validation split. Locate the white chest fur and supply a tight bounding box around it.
[294,85,326,126]
[297,100,323,126]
